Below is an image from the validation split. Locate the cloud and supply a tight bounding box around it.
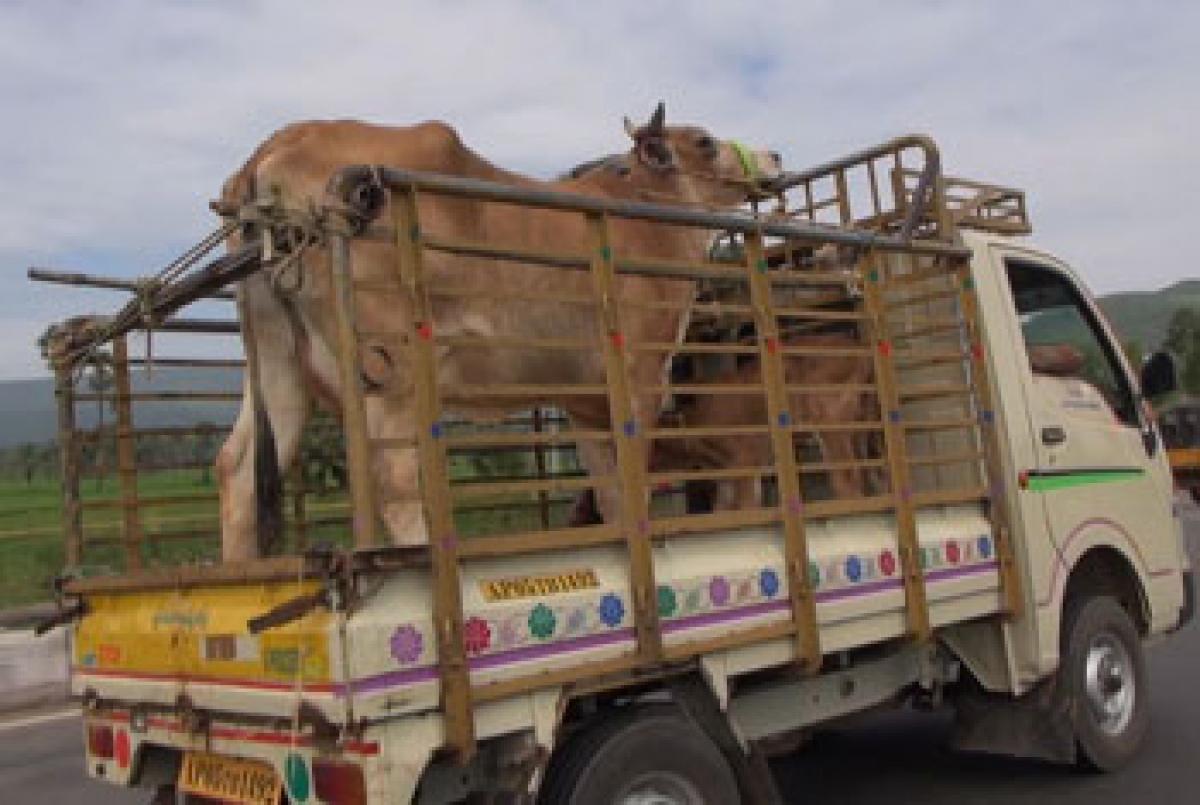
[0,0,1197,378]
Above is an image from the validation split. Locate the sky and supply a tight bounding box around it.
[0,0,1197,379]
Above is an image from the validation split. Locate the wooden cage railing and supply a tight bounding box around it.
[320,149,1023,758]
[31,134,1026,764]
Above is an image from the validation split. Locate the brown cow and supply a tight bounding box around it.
[664,333,878,510]
[569,332,878,523]
[215,105,781,560]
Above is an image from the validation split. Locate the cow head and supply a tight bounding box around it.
[623,102,782,205]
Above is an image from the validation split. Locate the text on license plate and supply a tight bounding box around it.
[178,751,282,805]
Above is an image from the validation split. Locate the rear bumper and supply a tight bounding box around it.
[80,706,398,802]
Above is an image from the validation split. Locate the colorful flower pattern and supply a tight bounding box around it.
[442,536,996,658]
[389,624,424,665]
[464,617,491,655]
[879,550,897,577]
[760,568,781,598]
[709,576,731,606]
[598,593,625,628]
[528,604,557,640]
[657,585,677,617]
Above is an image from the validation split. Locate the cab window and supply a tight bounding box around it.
[1005,258,1138,428]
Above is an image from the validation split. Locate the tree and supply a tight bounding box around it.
[195,422,220,485]
[1122,340,1143,370]
[1164,307,1200,396]
[17,443,38,485]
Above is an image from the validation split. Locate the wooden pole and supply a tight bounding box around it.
[54,364,83,567]
[328,232,379,549]
[111,336,143,570]
[587,212,664,666]
[861,252,931,641]
[744,230,822,672]
[532,407,551,529]
[392,187,475,760]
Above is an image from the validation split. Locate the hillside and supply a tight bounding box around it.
[1095,280,1200,351]
[0,367,240,448]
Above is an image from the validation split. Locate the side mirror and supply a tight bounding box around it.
[1140,351,1177,399]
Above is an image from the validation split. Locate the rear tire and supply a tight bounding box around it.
[1061,595,1149,771]
[539,706,740,805]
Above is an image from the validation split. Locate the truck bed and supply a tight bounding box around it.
[70,503,1000,727]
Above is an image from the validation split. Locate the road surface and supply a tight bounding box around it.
[3,505,1197,804]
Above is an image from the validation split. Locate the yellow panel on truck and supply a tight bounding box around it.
[70,571,340,722]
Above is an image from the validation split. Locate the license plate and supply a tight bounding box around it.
[178,751,282,805]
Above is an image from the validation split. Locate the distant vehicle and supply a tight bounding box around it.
[1161,400,1200,503]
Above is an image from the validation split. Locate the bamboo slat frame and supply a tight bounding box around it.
[55,364,83,566]
[586,212,665,667]
[861,254,932,640]
[111,336,144,570]
[389,186,476,758]
[743,230,821,671]
[37,133,1033,764]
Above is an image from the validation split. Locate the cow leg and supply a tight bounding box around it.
[820,430,862,498]
[575,439,624,526]
[713,476,761,511]
[368,398,429,546]
[217,280,310,561]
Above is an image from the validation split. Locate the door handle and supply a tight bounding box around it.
[1041,425,1067,446]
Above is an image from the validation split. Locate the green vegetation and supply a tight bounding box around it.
[1164,307,1200,397]
[0,436,599,608]
[1095,280,1200,356]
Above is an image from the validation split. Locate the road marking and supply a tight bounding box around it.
[0,707,77,732]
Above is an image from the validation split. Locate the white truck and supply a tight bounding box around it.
[44,135,1192,804]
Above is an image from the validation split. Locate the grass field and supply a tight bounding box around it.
[0,468,366,608]
[0,462,596,608]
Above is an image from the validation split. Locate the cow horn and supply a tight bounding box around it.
[623,116,638,140]
[647,102,666,135]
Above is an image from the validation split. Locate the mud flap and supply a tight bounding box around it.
[949,672,1076,764]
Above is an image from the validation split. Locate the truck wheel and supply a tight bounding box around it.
[1062,595,1149,771]
[539,706,740,805]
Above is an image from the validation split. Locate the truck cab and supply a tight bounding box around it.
[968,233,1190,679]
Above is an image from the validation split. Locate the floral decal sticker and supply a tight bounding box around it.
[761,568,782,598]
[878,550,897,577]
[977,535,992,559]
[709,576,731,607]
[497,616,523,649]
[845,555,863,583]
[565,607,588,635]
[389,624,424,665]
[464,616,491,655]
[657,585,677,618]
[528,603,557,640]
[598,593,625,628]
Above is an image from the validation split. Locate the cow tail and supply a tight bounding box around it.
[253,392,285,556]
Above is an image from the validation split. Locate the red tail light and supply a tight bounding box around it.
[87,724,114,759]
[313,758,366,805]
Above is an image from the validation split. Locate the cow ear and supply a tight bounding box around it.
[636,135,675,172]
